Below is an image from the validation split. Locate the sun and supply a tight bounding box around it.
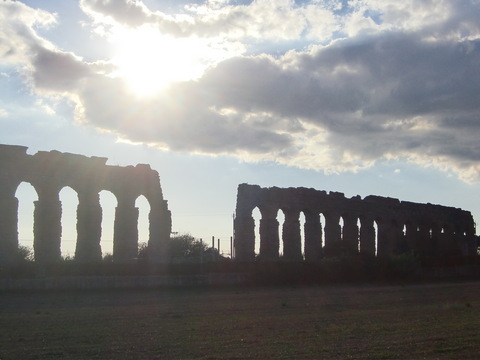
[111,26,235,97]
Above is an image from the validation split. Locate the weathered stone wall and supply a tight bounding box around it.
[234,184,477,261]
[0,144,171,264]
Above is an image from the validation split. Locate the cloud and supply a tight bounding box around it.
[74,74,293,154]
[0,0,57,64]
[80,0,340,41]
[3,0,480,182]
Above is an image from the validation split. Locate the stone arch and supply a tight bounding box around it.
[373,219,380,256]
[356,218,361,252]
[135,194,151,248]
[299,211,306,259]
[0,145,171,264]
[339,215,345,239]
[276,209,285,257]
[59,186,79,258]
[319,212,326,250]
[99,190,117,257]
[232,184,477,262]
[252,207,261,256]
[15,182,38,251]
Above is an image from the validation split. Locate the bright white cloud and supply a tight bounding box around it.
[80,0,341,42]
[0,1,57,64]
[2,0,480,182]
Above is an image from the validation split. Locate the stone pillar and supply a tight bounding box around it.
[234,213,256,261]
[454,230,467,257]
[323,212,341,254]
[359,217,375,255]
[0,145,28,264]
[148,200,172,262]
[342,215,359,254]
[34,194,62,263]
[379,220,402,256]
[430,223,442,256]
[376,219,403,256]
[392,222,406,254]
[463,223,477,257]
[0,193,19,264]
[376,220,390,257]
[75,190,102,262]
[417,223,431,257]
[259,207,279,260]
[282,209,302,261]
[113,197,139,263]
[304,212,322,261]
[405,223,419,254]
[467,236,477,257]
[442,225,458,255]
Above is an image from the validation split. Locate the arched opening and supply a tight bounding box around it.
[374,220,379,256]
[277,209,285,257]
[299,211,306,260]
[357,218,361,252]
[319,213,326,250]
[15,182,38,251]
[59,186,78,258]
[252,207,261,255]
[99,190,117,257]
[135,195,151,251]
[339,216,345,240]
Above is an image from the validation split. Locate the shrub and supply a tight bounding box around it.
[17,245,34,262]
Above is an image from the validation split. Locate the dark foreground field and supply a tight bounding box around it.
[1,281,479,359]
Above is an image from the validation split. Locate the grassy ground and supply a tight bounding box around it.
[1,281,479,359]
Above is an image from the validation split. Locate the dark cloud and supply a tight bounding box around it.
[76,74,293,154]
[194,32,480,175]
[18,31,480,179]
[31,46,92,92]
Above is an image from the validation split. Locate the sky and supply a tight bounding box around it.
[1,0,480,257]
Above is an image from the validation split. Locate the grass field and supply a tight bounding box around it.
[1,281,479,359]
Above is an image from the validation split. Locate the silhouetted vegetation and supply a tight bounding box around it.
[1,241,479,283]
[137,233,226,263]
[16,245,34,263]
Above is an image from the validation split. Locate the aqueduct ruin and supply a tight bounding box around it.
[0,144,171,264]
[234,184,477,261]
